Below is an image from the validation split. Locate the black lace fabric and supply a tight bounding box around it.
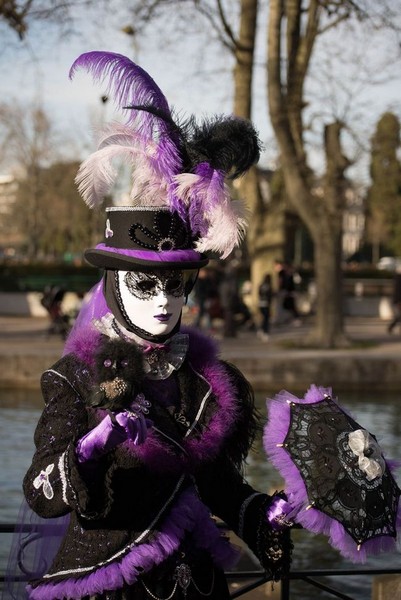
[285,396,400,544]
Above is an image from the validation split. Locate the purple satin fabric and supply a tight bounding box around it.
[115,411,149,445]
[76,412,148,463]
[266,497,294,531]
[95,243,201,263]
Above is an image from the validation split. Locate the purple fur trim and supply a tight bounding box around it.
[183,325,220,368]
[63,324,101,364]
[263,385,401,563]
[62,281,108,361]
[69,52,171,134]
[66,324,236,473]
[122,341,238,473]
[94,244,201,262]
[27,487,238,600]
[185,357,239,460]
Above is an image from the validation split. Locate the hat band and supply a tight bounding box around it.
[95,244,202,264]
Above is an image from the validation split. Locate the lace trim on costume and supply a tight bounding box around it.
[142,333,189,380]
[58,453,69,506]
[93,313,120,339]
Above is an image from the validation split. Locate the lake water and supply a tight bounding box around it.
[1,388,401,599]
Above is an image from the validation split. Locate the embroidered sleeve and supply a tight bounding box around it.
[237,493,293,581]
[23,365,114,520]
[195,455,261,531]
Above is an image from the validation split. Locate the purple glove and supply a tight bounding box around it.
[76,411,149,463]
[115,411,149,445]
[266,495,295,531]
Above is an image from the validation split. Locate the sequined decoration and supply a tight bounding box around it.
[174,563,192,597]
[174,412,190,428]
[124,270,185,300]
[99,377,128,399]
[130,393,152,416]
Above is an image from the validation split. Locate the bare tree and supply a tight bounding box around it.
[266,0,401,346]
[0,0,105,38]
[5,0,401,346]
[0,102,56,257]
[123,0,401,347]
[0,100,104,259]
[267,1,352,347]
[0,0,119,44]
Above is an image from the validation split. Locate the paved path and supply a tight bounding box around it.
[1,315,401,392]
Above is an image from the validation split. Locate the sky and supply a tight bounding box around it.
[0,6,236,163]
[1,3,401,184]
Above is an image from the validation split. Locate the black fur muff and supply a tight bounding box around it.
[90,338,145,411]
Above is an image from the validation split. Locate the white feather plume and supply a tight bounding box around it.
[194,199,248,259]
[76,123,176,207]
[174,172,248,258]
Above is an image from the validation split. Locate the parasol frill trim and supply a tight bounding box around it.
[263,384,401,563]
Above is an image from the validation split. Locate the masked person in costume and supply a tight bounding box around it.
[22,52,293,600]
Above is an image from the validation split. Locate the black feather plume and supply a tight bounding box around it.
[183,115,262,178]
[123,106,262,178]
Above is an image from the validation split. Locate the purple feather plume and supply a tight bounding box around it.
[174,163,247,258]
[69,51,171,136]
[69,52,261,256]
[263,385,401,563]
[69,54,186,212]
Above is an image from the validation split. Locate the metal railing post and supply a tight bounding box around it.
[280,576,290,600]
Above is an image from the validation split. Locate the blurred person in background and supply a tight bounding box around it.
[387,266,401,334]
[257,273,273,341]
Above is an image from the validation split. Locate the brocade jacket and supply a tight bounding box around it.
[23,327,289,599]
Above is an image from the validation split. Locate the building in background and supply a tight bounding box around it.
[0,173,20,258]
[342,184,366,260]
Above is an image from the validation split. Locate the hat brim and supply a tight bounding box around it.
[84,249,209,270]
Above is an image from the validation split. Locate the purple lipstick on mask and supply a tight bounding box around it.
[154,313,172,322]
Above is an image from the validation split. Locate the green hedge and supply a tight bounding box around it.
[0,263,394,294]
[0,263,101,292]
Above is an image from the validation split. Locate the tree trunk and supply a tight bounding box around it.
[310,222,347,347]
[233,0,283,316]
[267,0,350,348]
[233,0,258,118]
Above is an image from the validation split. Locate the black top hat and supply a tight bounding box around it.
[71,52,261,269]
[85,207,209,271]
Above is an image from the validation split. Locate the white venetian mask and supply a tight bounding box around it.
[116,269,185,337]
